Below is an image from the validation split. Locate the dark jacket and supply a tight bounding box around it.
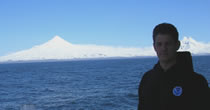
[138,52,209,110]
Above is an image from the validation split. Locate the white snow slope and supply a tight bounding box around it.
[0,36,209,62]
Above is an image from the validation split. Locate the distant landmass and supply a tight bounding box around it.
[0,36,210,62]
[179,37,210,55]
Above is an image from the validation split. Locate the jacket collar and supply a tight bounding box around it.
[154,51,194,74]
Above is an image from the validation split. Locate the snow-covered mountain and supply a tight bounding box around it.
[0,36,209,62]
[0,36,155,62]
[179,37,210,55]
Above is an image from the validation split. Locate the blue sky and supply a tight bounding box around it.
[0,0,210,56]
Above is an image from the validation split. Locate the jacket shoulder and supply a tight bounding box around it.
[139,69,156,88]
[142,69,155,79]
[192,72,209,88]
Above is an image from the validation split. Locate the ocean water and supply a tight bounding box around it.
[0,56,209,110]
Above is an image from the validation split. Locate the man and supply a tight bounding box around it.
[138,23,209,110]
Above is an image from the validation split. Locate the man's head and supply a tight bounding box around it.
[153,23,180,63]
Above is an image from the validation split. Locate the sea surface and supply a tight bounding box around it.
[0,56,209,110]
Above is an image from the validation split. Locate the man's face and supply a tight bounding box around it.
[153,34,180,62]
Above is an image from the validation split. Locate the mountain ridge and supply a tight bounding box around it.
[179,36,210,55]
[0,36,210,62]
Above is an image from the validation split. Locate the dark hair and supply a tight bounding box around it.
[153,23,179,43]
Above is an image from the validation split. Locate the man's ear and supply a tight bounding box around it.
[153,43,157,52]
[176,40,180,50]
